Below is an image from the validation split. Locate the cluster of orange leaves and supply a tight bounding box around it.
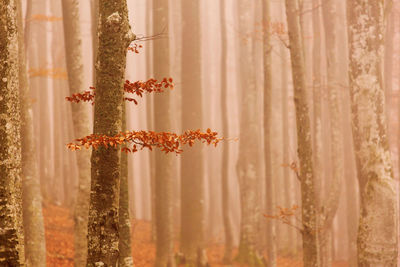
[127,43,143,53]
[65,77,174,105]
[27,14,62,22]
[67,129,221,154]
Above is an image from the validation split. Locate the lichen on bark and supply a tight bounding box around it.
[0,0,25,265]
[86,0,135,266]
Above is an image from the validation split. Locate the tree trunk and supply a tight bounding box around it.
[17,0,46,265]
[61,0,92,265]
[262,0,276,266]
[319,0,344,265]
[0,1,25,265]
[118,102,133,267]
[180,1,207,265]
[153,0,175,266]
[235,0,263,265]
[220,0,234,264]
[284,0,318,265]
[86,1,135,265]
[347,0,398,265]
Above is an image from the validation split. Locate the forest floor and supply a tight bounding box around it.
[44,204,348,266]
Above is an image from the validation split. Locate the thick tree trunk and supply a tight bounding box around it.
[284,0,318,266]
[220,0,234,264]
[17,0,46,265]
[152,1,175,266]
[61,0,92,265]
[180,1,207,265]
[86,1,135,265]
[347,1,398,266]
[0,1,25,265]
[262,0,276,266]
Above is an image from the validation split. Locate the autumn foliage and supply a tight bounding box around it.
[65,77,174,105]
[67,129,221,154]
[66,76,221,153]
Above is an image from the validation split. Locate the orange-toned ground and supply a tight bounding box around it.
[43,204,348,266]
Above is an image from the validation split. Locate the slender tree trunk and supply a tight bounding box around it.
[235,0,263,265]
[86,1,135,265]
[284,0,318,265]
[262,0,276,266]
[220,0,234,264]
[118,102,133,267]
[318,0,344,266]
[17,0,46,265]
[0,1,25,265]
[153,0,175,266]
[61,0,92,265]
[180,1,207,265]
[347,0,398,265]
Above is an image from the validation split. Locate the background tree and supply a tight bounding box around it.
[180,0,207,265]
[18,0,46,265]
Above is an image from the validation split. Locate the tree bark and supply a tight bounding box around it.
[235,0,263,265]
[220,0,234,264]
[0,0,25,265]
[86,0,135,265]
[153,1,175,266]
[347,0,398,265]
[61,0,92,265]
[17,0,46,265]
[284,0,318,265]
[118,102,133,267]
[262,0,276,266]
[180,1,207,265]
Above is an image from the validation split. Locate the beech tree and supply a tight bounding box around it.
[0,0,25,265]
[347,0,398,265]
[18,0,46,265]
[285,0,318,265]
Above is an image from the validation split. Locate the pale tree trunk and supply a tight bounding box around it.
[61,0,91,265]
[86,0,135,265]
[0,0,25,265]
[118,102,133,267]
[220,0,234,263]
[319,0,343,265]
[284,0,318,266]
[262,0,276,266]
[17,0,46,265]
[311,0,323,205]
[235,0,263,265]
[153,0,175,266]
[347,0,398,265]
[180,1,207,265]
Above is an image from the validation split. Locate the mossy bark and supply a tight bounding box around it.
[86,0,135,266]
[285,0,318,266]
[180,1,207,265]
[61,0,92,265]
[0,0,25,265]
[153,0,175,266]
[17,0,46,265]
[235,1,263,265]
[347,0,398,265]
